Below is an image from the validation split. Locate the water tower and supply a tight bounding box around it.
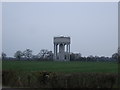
[53,36,71,61]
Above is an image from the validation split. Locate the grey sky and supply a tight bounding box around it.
[0,2,2,57]
[2,2,118,57]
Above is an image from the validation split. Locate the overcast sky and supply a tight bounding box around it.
[2,2,118,57]
[0,2,2,57]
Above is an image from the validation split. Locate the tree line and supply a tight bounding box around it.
[2,48,120,62]
[2,49,53,61]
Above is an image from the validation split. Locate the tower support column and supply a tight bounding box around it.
[68,44,70,60]
[66,44,69,60]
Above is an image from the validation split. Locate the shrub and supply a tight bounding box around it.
[2,71,118,88]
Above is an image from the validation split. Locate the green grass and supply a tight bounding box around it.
[2,60,118,73]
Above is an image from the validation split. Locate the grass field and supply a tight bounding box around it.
[2,60,118,73]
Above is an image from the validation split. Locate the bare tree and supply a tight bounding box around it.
[14,50,23,60]
[47,51,53,60]
[2,52,6,60]
[23,49,32,60]
[112,53,119,60]
[37,49,49,59]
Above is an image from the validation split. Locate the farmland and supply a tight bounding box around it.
[2,60,118,73]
